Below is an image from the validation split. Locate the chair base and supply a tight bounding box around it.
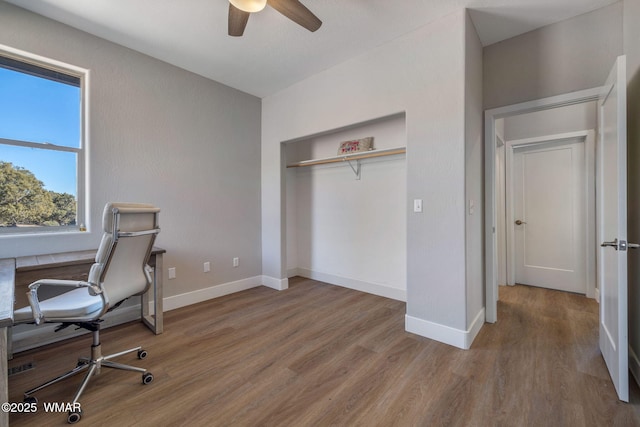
[23,325,153,424]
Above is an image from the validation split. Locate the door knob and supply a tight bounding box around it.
[601,238,619,250]
[602,239,640,251]
[515,220,526,225]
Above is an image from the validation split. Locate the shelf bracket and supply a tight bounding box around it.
[344,158,361,180]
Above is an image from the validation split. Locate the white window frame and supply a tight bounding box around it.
[0,44,89,235]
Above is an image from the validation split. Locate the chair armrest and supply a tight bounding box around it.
[29,279,102,294]
[27,279,102,325]
[144,264,153,285]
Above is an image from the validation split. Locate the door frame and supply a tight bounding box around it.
[503,130,596,297]
[484,87,602,323]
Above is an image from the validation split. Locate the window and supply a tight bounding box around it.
[0,47,87,234]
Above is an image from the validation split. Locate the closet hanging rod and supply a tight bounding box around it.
[286,146,406,168]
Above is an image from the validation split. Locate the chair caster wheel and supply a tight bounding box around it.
[67,409,82,424]
[142,372,154,384]
[23,396,37,404]
[138,349,148,359]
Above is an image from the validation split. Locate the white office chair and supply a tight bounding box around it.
[13,202,161,424]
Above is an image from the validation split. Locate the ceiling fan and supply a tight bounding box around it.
[228,0,322,37]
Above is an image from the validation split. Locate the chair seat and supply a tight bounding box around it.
[14,288,104,323]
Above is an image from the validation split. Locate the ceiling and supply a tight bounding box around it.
[5,0,619,98]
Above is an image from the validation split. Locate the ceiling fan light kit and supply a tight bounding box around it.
[229,0,267,13]
[228,0,322,37]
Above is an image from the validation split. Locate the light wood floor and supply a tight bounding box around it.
[8,278,640,426]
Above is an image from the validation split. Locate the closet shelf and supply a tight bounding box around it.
[286,146,406,168]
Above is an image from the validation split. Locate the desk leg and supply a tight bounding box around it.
[153,253,163,333]
[142,253,163,334]
[7,326,12,360]
[1,327,8,427]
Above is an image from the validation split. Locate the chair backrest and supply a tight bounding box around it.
[88,203,160,309]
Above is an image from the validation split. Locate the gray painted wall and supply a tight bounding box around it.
[0,2,263,299]
[483,2,623,109]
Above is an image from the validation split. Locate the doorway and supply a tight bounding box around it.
[485,56,629,403]
[484,86,602,323]
[503,131,596,296]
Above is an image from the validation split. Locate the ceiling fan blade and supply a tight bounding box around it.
[267,0,322,32]
[228,3,250,37]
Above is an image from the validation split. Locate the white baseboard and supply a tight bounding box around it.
[295,268,406,302]
[595,287,600,303]
[163,275,264,312]
[467,308,485,347]
[405,307,485,350]
[261,275,289,291]
[630,346,640,388]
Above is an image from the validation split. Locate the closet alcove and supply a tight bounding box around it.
[283,112,408,301]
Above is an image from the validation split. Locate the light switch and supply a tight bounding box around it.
[413,199,423,213]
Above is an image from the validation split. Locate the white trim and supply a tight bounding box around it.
[163,276,265,311]
[0,43,87,76]
[467,308,486,348]
[484,87,602,323]
[405,308,485,350]
[261,275,289,291]
[295,268,406,301]
[584,130,597,299]
[506,130,590,148]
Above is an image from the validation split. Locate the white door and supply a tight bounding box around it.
[511,139,586,293]
[598,55,628,402]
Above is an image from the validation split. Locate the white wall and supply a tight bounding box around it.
[623,0,640,385]
[263,9,484,348]
[0,3,263,302]
[285,114,407,301]
[484,2,623,109]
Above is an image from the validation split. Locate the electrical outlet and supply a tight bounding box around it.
[233,257,239,267]
[204,262,211,273]
[168,267,176,279]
